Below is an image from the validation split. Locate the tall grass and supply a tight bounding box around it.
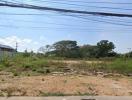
[0,54,132,76]
[108,58,132,74]
[71,58,132,75]
[0,54,68,76]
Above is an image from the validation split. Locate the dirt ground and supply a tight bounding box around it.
[0,73,131,96]
[51,60,102,64]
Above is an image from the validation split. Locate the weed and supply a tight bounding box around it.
[1,79,5,82]
[0,87,26,97]
[37,70,45,74]
[63,80,67,83]
[13,72,19,76]
[0,55,131,76]
[40,91,67,96]
[46,69,50,73]
[77,91,97,96]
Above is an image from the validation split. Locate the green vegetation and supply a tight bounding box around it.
[39,40,117,58]
[40,92,68,96]
[108,58,132,74]
[0,53,131,76]
[0,87,26,97]
[0,54,69,76]
[0,40,131,76]
[39,91,97,96]
[71,58,132,75]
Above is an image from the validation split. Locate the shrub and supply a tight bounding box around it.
[108,58,132,74]
[13,72,19,76]
[40,92,66,96]
[46,69,50,73]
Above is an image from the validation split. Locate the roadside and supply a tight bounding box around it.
[0,96,132,100]
[0,73,131,96]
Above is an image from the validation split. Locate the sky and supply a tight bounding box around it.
[0,0,132,53]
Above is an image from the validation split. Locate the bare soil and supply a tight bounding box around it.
[0,73,131,96]
[51,60,102,64]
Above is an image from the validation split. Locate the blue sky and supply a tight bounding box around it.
[0,0,132,53]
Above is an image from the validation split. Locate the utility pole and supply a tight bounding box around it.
[16,42,18,52]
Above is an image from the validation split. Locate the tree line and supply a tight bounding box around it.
[38,40,117,58]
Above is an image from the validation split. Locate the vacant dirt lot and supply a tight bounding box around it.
[0,73,131,96]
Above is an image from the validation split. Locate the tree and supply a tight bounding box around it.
[23,49,30,57]
[125,51,132,58]
[53,40,80,58]
[79,45,98,58]
[97,40,115,57]
[38,45,52,55]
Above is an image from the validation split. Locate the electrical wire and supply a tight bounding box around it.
[1,12,132,26]
[30,0,132,11]
[61,13,132,27]
[0,2,132,18]
[34,0,132,5]
[1,10,132,26]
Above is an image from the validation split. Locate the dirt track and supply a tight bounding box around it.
[0,74,132,96]
[51,60,102,64]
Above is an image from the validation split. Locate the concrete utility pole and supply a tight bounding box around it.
[16,42,18,52]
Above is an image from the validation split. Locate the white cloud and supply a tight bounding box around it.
[0,36,32,46]
[39,36,51,44]
[39,36,46,41]
[33,41,39,45]
[0,36,33,52]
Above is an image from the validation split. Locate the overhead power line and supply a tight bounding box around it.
[3,0,132,5]
[32,0,132,11]
[7,0,132,11]
[0,12,55,15]
[35,0,132,5]
[54,13,132,27]
[0,17,89,27]
[0,11,132,24]
[0,2,132,18]
[0,23,131,32]
[0,24,104,31]
[1,12,132,27]
[70,15,132,27]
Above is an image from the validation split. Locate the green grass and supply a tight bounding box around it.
[71,58,132,75]
[40,92,67,96]
[108,58,132,74]
[0,54,132,76]
[39,91,97,96]
[0,54,68,76]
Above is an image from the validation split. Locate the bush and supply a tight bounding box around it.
[23,63,33,69]
[1,60,12,67]
[46,69,50,73]
[37,69,45,74]
[108,58,132,74]
[13,72,19,76]
[40,92,66,96]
